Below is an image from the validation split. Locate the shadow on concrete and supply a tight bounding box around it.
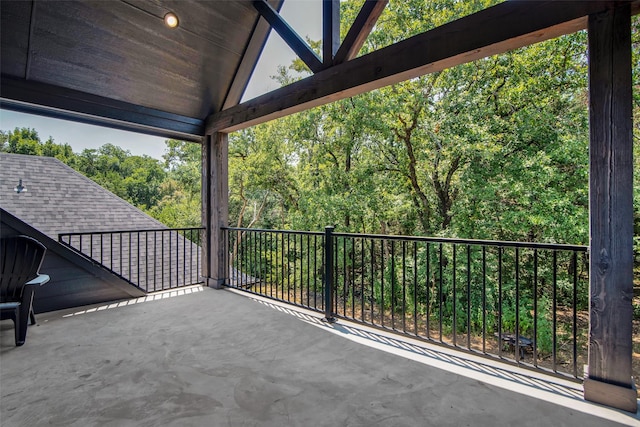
[1,286,637,427]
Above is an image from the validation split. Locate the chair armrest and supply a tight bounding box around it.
[0,302,21,310]
[26,274,50,286]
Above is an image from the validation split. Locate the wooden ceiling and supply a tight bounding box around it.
[1,0,282,140]
[1,1,638,141]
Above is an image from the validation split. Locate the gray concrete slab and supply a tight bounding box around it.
[1,287,637,427]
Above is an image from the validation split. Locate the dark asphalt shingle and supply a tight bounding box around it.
[1,153,203,291]
[0,153,165,237]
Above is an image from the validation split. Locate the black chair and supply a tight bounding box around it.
[1,235,50,346]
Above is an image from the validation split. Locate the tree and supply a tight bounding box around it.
[74,144,167,210]
[1,128,168,215]
[1,127,76,164]
[224,0,593,249]
[148,139,201,228]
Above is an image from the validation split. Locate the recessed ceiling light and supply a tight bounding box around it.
[164,12,179,28]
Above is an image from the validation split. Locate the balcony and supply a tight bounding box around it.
[0,0,636,416]
[223,227,591,381]
[56,226,593,381]
[1,285,635,426]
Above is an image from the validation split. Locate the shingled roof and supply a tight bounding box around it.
[1,153,202,293]
[0,153,165,237]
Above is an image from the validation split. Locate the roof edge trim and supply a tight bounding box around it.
[1,75,204,142]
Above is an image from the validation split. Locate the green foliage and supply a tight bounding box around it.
[1,128,76,164]
[148,140,202,228]
[230,23,591,247]
[1,1,632,377]
[0,128,199,227]
[222,4,606,369]
[70,143,167,210]
[633,15,640,285]
[4,4,638,362]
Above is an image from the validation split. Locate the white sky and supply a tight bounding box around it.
[0,0,322,160]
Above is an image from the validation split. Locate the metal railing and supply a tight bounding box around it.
[223,227,326,311]
[59,228,204,292]
[223,226,589,380]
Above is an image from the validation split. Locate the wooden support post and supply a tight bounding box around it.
[584,3,637,413]
[323,0,340,67]
[334,0,388,65]
[202,132,229,289]
[208,1,623,134]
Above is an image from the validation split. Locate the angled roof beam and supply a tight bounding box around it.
[334,0,388,65]
[223,0,284,109]
[1,75,204,141]
[207,1,630,134]
[323,0,340,67]
[252,0,323,73]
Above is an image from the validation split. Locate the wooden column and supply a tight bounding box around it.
[201,132,229,289]
[323,0,340,67]
[584,3,637,413]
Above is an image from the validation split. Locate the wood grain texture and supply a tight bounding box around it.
[323,0,340,66]
[0,1,31,77]
[28,1,230,117]
[1,75,204,141]
[587,4,634,389]
[214,133,230,286]
[207,1,624,133]
[223,0,285,109]
[333,0,388,65]
[201,132,229,288]
[584,378,638,413]
[1,0,261,121]
[201,135,212,282]
[252,0,322,73]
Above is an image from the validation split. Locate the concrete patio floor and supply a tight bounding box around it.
[1,286,638,427]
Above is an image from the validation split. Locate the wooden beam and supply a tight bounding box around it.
[207,1,622,133]
[323,0,340,67]
[201,132,229,289]
[1,75,204,141]
[223,0,284,109]
[583,3,636,413]
[252,0,323,73]
[334,0,388,65]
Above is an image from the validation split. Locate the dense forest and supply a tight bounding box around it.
[0,129,200,228]
[1,0,639,249]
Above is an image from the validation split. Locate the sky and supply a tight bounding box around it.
[0,0,322,160]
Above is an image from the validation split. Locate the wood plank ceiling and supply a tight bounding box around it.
[1,0,282,140]
[2,1,638,140]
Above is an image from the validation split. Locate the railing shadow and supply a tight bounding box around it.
[223,226,589,381]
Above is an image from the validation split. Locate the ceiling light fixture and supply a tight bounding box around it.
[164,12,179,28]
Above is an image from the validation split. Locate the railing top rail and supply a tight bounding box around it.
[333,232,588,251]
[222,227,587,252]
[59,227,205,238]
[223,227,323,237]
